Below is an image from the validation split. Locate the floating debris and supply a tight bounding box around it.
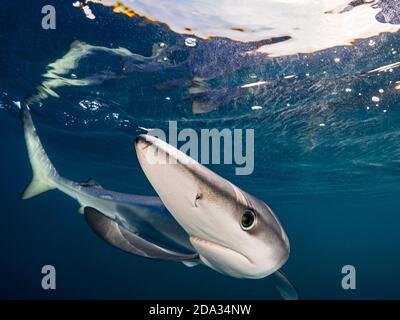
[83,5,96,19]
[185,37,197,47]
[138,126,153,132]
[79,99,102,111]
[284,74,296,79]
[241,80,268,88]
[368,61,400,73]
[251,106,263,110]
[73,1,96,20]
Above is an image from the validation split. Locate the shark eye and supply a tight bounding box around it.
[241,210,256,230]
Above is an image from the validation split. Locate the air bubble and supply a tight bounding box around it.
[185,37,197,47]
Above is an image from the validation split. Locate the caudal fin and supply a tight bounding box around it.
[20,104,58,199]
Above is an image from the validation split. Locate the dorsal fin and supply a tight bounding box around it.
[80,178,99,187]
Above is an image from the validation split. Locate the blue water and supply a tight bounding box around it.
[1,1,400,299]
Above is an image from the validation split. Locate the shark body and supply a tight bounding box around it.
[19,104,297,299]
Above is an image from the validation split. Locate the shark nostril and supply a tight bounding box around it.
[194,192,202,207]
[135,136,152,150]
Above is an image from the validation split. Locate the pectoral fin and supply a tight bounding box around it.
[84,207,199,262]
[271,270,299,300]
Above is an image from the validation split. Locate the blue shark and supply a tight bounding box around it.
[19,104,297,299]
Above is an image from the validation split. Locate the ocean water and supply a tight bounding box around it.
[1,0,400,299]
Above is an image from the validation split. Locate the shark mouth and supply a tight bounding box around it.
[189,235,253,265]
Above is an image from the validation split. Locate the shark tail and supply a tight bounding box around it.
[20,103,58,199]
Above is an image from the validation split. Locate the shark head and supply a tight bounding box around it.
[135,134,289,279]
